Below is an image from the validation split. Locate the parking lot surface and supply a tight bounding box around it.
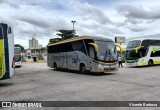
[0,63,160,110]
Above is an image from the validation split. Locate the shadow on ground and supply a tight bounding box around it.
[0,83,14,87]
[126,64,160,68]
[50,69,116,76]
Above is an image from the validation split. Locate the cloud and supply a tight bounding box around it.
[67,0,113,24]
[77,23,123,37]
[12,6,70,40]
[14,16,69,39]
[126,25,148,32]
[1,0,160,48]
[16,17,51,28]
[0,0,19,8]
[116,4,160,20]
[125,18,143,25]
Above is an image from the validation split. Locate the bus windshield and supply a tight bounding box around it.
[95,41,117,62]
[125,49,139,60]
[15,55,21,62]
[127,40,141,48]
[14,48,21,54]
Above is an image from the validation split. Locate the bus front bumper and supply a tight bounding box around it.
[15,62,22,67]
[95,64,118,72]
[126,62,138,66]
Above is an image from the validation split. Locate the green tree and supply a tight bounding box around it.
[48,29,78,44]
[56,29,76,40]
[49,38,62,44]
[14,44,24,52]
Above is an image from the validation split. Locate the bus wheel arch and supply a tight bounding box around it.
[53,62,58,70]
[79,63,86,74]
[148,59,153,66]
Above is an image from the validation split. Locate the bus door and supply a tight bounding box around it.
[0,25,5,78]
[88,45,96,71]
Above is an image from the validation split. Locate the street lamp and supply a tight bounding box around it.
[71,20,76,30]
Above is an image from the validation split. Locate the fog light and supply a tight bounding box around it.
[98,64,103,69]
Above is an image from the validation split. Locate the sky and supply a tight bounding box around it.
[0,0,160,49]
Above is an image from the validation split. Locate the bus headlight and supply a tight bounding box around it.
[98,64,104,69]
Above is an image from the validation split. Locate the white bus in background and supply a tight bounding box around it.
[0,22,15,80]
[125,38,160,66]
[48,36,118,74]
[14,47,22,67]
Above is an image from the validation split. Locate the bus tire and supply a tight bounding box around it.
[148,60,153,67]
[80,64,86,74]
[54,62,58,71]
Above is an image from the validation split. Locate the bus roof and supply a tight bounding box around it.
[128,34,160,42]
[48,36,113,46]
[128,38,160,42]
[14,47,21,49]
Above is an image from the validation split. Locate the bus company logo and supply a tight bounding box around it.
[2,102,11,107]
[72,52,78,64]
[153,47,160,53]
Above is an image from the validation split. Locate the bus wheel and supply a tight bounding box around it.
[80,64,86,74]
[54,63,58,71]
[148,60,153,67]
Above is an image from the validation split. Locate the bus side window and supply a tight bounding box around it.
[8,27,12,34]
[64,42,73,52]
[0,26,3,39]
[84,39,94,55]
[48,46,51,53]
[89,46,95,59]
[142,40,160,47]
[71,41,86,54]
[140,48,148,57]
[155,40,160,46]
[150,51,160,57]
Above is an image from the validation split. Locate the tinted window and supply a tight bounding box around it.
[71,40,86,54]
[150,51,160,57]
[127,40,141,48]
[0,25,3,39]
[141,40,160,47]
[14,48,21,54]
[48,39,94,54]
[0,24,8,39]
[89,46,95,59]
[15,55,21,62]
[48,42,73,53]
[139,48,148,57]
[84,39,94,55]
[8,27,12,34]
[125,50,139,60]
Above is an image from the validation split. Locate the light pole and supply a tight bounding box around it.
[71,20,76,30]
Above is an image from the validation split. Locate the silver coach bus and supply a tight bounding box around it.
[47,36,118,73]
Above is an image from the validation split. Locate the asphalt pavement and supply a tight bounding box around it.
[0,62,160,110]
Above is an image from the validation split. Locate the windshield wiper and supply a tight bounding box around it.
[109,49,116,61]
[104,49,108,61]
[104,49,116,61]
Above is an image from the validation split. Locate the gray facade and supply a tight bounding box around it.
[29,37,38,49]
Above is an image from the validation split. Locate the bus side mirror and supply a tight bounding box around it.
[135,46,144,53]
[116,45,123,54]
[89,43,99,52]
